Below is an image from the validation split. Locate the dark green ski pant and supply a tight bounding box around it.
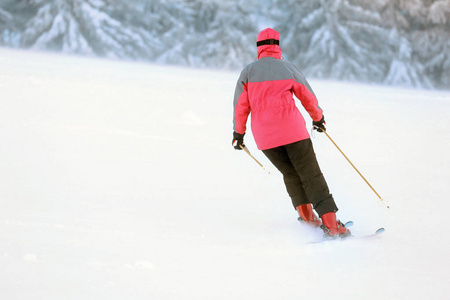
[262,138,338,217]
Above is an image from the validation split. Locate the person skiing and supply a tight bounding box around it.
[232,28,350,238]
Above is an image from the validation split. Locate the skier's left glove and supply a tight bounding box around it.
[232,131,245,150]
[313,115,326,132]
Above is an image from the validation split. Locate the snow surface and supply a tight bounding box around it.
[1,48,449,299]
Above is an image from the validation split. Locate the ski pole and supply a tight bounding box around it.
[322,130,389,209]
[240,145,270,175]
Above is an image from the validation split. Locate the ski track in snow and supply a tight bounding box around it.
[0,48,449,299]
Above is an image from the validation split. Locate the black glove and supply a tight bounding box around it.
[232,131,245,150]
[313,115,326,132]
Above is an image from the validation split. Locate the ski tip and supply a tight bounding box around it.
[344,220,354,227]
[375,227,385,234]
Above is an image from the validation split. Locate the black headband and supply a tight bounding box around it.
[256,39,279,47]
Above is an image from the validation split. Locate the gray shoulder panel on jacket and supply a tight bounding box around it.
[245,58,316,97]
[246,58,293,83]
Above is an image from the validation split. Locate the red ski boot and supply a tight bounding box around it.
[296,204,321,227]
[320,212,351,238]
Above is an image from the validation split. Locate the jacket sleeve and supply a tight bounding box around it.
[233,68,251,134]
[290,65,323,122]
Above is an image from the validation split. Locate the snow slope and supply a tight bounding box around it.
[1,48,449,299]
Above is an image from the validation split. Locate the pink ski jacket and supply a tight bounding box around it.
[233,28,323,150]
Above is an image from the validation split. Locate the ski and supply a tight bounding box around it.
[306,221,385,244]
[352,227,385,239]
[343,221,354,228]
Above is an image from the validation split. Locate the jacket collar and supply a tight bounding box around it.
[257,46,282,59]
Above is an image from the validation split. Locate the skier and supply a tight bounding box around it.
[232,28,350,238]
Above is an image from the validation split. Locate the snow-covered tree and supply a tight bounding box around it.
[0,7,12,29]
[0,0,448,89]
[384,35,433,88]
[17,0,164,59]
[274,0,394,83]
[404,0,450,88]
[180,0,258,69]
[376,0,430,88]
[0,4,15,46]
[144,0,258,69]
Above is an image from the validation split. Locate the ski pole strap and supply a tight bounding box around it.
[257,39,279,47]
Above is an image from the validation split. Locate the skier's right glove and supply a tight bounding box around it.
[313,115,326,132]
[232,131,245,150]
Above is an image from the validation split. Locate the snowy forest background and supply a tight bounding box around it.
[0,0,449,89]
